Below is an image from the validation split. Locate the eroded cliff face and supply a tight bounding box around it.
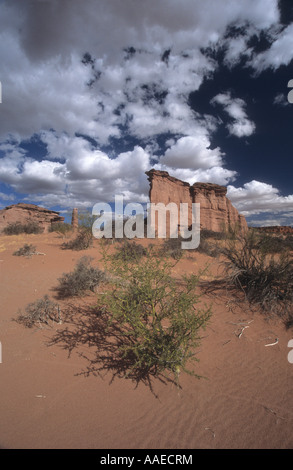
[146,169,248,233]
[0,203,64,233]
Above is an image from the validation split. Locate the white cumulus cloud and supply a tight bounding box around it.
[211,92,256,137]
[1,0,292,221]
[228,180,293,216]
[160,135,223,170]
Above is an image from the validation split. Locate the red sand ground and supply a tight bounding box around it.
[0,232,292,449]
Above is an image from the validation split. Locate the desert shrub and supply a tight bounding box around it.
[3,220,43,235]
[200,228,226,241]
[285,234,293,245]
[100,250,211,382]
[113,240,147,262]
[225,223,242,240]
[222,233,293,317]
[49,222,72,234]
[15,295,61,328]
[13,243,36,257]
[61,227,93,250]
[196,238,221,257]
[3,222,24,235]
[161,237,184,260]
[285,313,293,329]
[161,234,220,259]
[96,223,125,245]
[22,220,44,234]
[78,211,98,230]
[254,234,293,254]
[56,256,105,298]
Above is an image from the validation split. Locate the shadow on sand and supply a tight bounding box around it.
[46,303,178,397]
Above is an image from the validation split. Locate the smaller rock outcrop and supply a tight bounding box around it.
[0,203,64,233]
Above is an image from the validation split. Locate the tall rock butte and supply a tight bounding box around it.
[145,169,248,233]
[0,203,64,233]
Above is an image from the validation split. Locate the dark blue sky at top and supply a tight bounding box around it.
[190,0,293,199]
[190,59,293,196]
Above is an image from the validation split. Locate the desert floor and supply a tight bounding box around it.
[0,232,292,449]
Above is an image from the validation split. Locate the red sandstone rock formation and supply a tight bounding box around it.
[146,169,248,233]
[0,203,64,233]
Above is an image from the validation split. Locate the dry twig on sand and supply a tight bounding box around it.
[236,325,249,338]
[263,406,286,421]
[204,427,216,438]
[264,338,279,347]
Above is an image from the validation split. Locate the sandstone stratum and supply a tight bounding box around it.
[0,203,64,233]
[146,169,248,233]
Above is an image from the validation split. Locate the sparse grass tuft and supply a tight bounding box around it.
[61,227,93,250]
[49,222,72,235]
[56,256,105,298]
[161,238,183,260]
[113,240,147,262]
[13,243,37,257]
[15,295,61,328]
[161,233,220,259]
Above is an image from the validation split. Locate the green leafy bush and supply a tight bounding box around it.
[56,256,105,298]
[100,250,211,383]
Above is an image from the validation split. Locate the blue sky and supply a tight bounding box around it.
[0,0,293,226]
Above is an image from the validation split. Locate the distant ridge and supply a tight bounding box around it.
[251,226,293,234]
